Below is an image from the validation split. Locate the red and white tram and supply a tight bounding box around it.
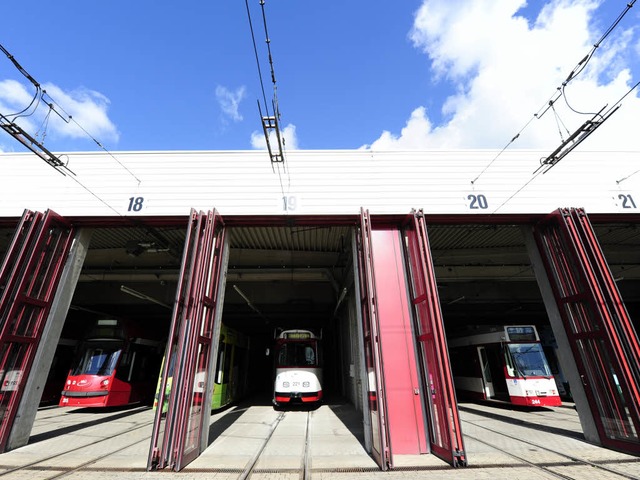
[60,319,163,408]
[449,325,562,407]
[272,329,323,407]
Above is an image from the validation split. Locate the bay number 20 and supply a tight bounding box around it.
[467,194,488,210]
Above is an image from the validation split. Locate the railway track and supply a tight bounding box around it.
[0,407,154,479]
[238,410,313,480]
[0,405,321,480]
[462,415,640,480]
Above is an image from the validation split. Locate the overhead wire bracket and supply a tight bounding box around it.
[258,100,285,163]
[0,113,74,176]
[536,104,620,174]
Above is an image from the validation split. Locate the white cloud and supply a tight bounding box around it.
[0,79,119,145]
[251,123,299,151]
[364,0,640,152]
[41,84,119,142]
[215,85,246,122]
[0,79,36,111]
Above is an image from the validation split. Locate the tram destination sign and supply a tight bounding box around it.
[505,326,538,342]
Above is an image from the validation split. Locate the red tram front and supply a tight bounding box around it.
[60,319,162,408]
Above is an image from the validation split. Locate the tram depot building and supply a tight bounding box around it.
[0,148,639,470]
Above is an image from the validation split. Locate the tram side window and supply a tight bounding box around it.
[215,337,228,385]
[116,346,155,382]
[503,344,516,377]
[223,342,233,383]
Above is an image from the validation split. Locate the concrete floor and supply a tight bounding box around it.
[0,399,638,479]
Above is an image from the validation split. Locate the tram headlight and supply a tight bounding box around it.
[303,381,310,387]
[100,379,110,389]
[282,382,290,388]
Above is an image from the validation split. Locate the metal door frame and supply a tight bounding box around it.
[403,209,466,467]
[533,207,640,454]
[147,209,226,471]
[0,210,74,451]
[356,208,392,469]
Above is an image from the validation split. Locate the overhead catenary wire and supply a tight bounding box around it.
[492,76,640,212]
[470,0,636,185]
[0,43,140,216]
[244,0,292,210]
[245,0,272,120]
[0,42,141,185]
[245,0,287,165]
[540,75,640,175]
[261,0,291,204]
[40,91,142,185]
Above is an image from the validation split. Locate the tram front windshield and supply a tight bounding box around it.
[277,342,317,367]
[71,342,123,376]
[507,343,552,377]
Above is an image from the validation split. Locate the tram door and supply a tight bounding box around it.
[533,208,640,455]
[0,210,74,452]
[403,209,466,467]
[356,209,392,470]
[477,347,495,398]
[148,209,227,471]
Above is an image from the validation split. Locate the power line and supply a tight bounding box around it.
[470,0,636,185]
[0,42,141,184]
[244,0,286,166]
[244,0,291,213]
[244,0,271,119]
[40,91,141,185]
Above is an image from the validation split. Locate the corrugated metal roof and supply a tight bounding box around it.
[593,224,640,247]
[87,226,185,250]
[2,222,639,265]
[427,224,525,251]
[86,225,351,253]
[228,226,351,252]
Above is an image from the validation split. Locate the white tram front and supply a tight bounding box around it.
[272,329,322,407]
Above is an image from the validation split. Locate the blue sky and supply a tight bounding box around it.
[1,0,639,154]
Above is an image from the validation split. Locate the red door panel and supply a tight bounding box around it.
[356,208,392,470]
[533,208,640,454]
[0,210,74,451]
[148,209,226,471]
[403,209,466,467]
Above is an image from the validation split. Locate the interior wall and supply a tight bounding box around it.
[338,292,363,412]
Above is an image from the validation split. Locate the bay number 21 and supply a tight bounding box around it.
[618,194,637,209]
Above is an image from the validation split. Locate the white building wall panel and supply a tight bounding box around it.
[0,149,639,218]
